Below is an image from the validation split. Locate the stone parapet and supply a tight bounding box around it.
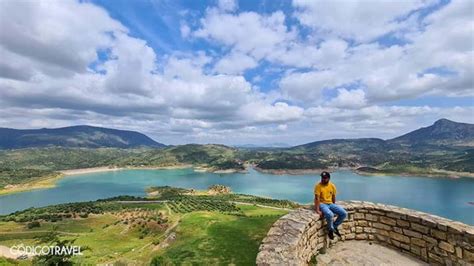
[256,201,474,265]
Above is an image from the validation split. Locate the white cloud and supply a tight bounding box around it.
[277,124,288,131]
[239,101,304,124]
[194,9,294,60]
[180,22,191,38]
[0,0,303,136]
[279,0,474,104]
[218,0,238,12]
[279,70,344,104]
[0,0,472,145]
[214,52,258,74]
[292,0,435,42]
[103,33,157,96]
[0,0,126,78]
[328,88,367,109]
[302,105,474,140]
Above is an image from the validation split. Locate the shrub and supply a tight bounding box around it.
[26,221,40,229]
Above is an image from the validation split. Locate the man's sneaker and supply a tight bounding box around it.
[334,227,342,238]
[328,229,334,240]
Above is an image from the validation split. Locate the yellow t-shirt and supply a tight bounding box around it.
[314,182,337,204]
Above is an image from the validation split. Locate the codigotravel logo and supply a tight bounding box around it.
[10,244,83,256]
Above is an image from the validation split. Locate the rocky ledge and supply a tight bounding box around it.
[256,201,474,265]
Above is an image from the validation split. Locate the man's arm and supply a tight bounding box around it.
[332,194,336,204]
[314,195,322,216]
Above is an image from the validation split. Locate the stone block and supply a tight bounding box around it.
[356,220,368,227]
[411,245,421,256]
[393,227,403,234]
[455,247,462,259]
[397,219,410,228]
[344,233,355,240]
[446,234,457,245]
[391,239,401,247]
[316,242,324,251]
[403,229,422,238]
[421,217,437,228]
[387,212,406,220]
[342,222,354,230]
[428,252,444,264]
[370,210,385,216]
[421,247,428,261]
[411,223,429,234]
[390,231,410,244]
[431,229,447,241]
[380,216,397,226]
[433,247,448,257]
[375,234,388,242]
[464,249,474,263]
[365,214,378,221]
[363,227,374,233]
[439,241,455,253]
[407,215,421,223]
[401,243,410,250]
[437,223,448,231]
[411,237,426,247]
[355,227,363,233]
[353,213,365,220]
[355,233,367,240]
[372,222,391,231]
[314,220,322,229]
[375,229,389,237]
[422,235,438,245]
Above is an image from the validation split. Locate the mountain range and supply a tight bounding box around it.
[0,119,472,150]
[0,125,165,149]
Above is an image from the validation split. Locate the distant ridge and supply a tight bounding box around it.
[0,125,166,149]
[388,118,474,146]
[292,119,473,150]
[1,119,471,150]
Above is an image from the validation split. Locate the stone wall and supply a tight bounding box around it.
[256,201,474,265]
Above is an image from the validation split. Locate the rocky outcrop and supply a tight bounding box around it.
[256,201,474,265]
[207,184,232,194]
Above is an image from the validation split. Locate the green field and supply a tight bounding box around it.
[0,189,291,265]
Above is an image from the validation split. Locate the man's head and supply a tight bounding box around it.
[320,171,330,184]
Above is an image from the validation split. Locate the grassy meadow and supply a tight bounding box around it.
[0,187,292,265]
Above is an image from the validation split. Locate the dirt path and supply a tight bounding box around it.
[231,201,293,211]
[116,200,168,204]
[115,200,292,211]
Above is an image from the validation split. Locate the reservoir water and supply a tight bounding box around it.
[1,168,473,224]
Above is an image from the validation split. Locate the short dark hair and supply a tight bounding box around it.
[321,171,331,179]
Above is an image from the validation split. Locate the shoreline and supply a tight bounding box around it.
[0,165,194,196]
[0,173,64,196]
[354,168,474,179]
[194,166,247,174]
[254,166,474,179]
[253,167,330,175]
[60,164,194,176]
[1,165,472,196]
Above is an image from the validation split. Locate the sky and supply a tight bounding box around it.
[0,0,472,146]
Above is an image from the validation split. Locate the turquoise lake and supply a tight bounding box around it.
[1,168,473,224]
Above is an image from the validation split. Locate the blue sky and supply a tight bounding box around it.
[0,0,472,145]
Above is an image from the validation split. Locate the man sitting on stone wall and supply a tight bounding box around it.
[314,171,347,240]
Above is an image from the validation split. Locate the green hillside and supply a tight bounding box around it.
[0,187,293,265]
